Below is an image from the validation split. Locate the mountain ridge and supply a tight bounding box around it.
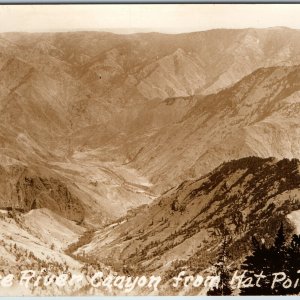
[75,156,300,295]
[1,27,300,224]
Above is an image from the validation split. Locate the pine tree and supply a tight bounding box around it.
[285,234,300,295]
[268,222,288,295]
[240,223,288,295]
[239,236,273,295]
[207,235,233,296]
[274,223,285,250]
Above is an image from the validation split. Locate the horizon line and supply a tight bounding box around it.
[0,25,297,35]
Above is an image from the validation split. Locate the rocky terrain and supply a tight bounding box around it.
[76,157,300,295]
[128,64,300,192]
[1,27,300,295]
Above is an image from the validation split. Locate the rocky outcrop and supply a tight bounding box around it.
[0,164,84,223]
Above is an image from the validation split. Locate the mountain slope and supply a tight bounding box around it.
[1,28,300,295]
[76,157,300,294]
[125,64,300,192]
[1,28,300,224]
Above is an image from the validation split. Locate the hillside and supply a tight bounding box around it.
[1,28,300,223]
[1,28,300,296]
[126,64,300,192]
[76,157,300,295]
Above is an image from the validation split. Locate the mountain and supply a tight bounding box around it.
[0,163,84,222]
[1,28,300,223]
[1,28,300,222]
[3,27,300,100]
[75,157,300,295]
[1,28,300,295]
[0,207,85,296]
[125,64,300,192]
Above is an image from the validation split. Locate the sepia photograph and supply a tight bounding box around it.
[1,3,300,296]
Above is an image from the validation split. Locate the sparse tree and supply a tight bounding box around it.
[207,235,233,296]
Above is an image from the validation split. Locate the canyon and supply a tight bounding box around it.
[1,27,300,295]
